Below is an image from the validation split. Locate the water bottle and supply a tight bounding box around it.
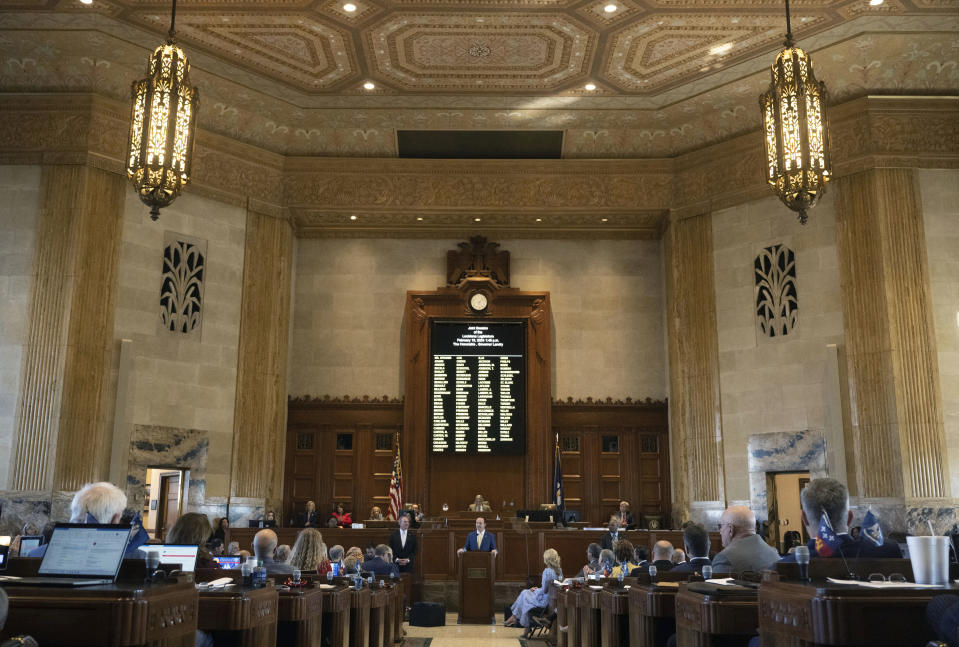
[327,569,334,582]
[617,566,625,584]
[255,560,267,588]
[292,569,302,585]
[795,545,810,582]
[702,565,713,580]
[241,559,254,587]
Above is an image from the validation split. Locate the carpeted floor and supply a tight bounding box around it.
[402,638,432,647]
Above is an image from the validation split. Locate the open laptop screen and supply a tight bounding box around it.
[138,544,199,572]
[214,556,241,569]
[39,524,130,578]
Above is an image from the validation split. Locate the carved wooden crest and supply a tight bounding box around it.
[446,236,509,287]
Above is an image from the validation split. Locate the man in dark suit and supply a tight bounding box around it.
[671,524,712,573]
[458,516,498,556]
[635,540,675,573]
[363,544,400,578]
[388,513,418,573]
[779,477,901,561]
[599,518,622,551]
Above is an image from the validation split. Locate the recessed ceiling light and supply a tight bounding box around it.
[584,83,597,91]
[343,2,357,11]
[603,3,618,12]
[416,217,423,221]
[869,0,883,5]
[363,82,375,90]
[710,42,733,55]
[474,217,482,222]
[535,218,542,222]
[601,218,608,222]
[350,215,357,221]
[79,0,93,4]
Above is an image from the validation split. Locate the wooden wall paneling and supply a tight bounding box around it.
[664,212,725,517]
[230,207,293,504]
[834,169,949,499]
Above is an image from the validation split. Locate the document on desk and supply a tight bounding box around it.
[826,578,944,588]
[704,578,736,585]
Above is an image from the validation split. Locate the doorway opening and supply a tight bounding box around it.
[766,471,810,553]
[144,467,190,540]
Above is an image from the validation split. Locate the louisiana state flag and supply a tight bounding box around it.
[815,512,842,557]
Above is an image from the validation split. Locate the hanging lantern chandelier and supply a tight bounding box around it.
[126,0,199,221]
[758,0,831,225]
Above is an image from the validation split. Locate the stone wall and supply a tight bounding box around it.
[289,238,667,401]
[710,193,846,514]
[0,166,41,490]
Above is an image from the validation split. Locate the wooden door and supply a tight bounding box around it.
[157,473,180,540]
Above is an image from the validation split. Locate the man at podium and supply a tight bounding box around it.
[458,517,498,557]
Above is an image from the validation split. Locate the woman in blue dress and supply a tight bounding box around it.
[505,548,562,629]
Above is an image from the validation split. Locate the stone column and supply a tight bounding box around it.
[664,212,726,525]
[835,168,949,505]
[229,203,293,513]
[10,164,125,492]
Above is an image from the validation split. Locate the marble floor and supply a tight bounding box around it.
[406,613,528,646]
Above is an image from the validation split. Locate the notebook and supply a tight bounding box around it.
[139,544,199,572]
[0,523,130,587]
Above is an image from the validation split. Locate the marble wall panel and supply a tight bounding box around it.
[0,166,41,490]
[124,424,208,512]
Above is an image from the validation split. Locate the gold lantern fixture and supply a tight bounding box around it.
[759,0,831,225]
[126,0,199,221]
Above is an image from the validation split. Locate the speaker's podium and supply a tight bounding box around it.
[458,551,495,624]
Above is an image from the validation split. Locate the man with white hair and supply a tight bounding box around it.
[710,505,780,574]
[29,481,146,558]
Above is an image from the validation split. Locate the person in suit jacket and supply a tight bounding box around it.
[388,513,418,573]
[599,518,623,551]
[298,500,319,528]
[458,517,498,556]
[634,540,675,573]
[468,495,491,513]
[363,544,400,578]
[671,523,712,573]
[711,506,780,574]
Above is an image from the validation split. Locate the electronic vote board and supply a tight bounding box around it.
[429,320,526,455]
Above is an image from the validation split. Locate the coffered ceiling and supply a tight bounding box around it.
[0,0,957,157]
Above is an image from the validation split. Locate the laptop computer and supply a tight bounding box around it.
[137,544,199,572]
[214,555,241,569]
[0,523,130,587]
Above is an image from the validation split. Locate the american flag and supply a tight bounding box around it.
[388,445,404,520]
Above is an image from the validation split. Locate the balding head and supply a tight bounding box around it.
[652,540,674,561]
[719,506,756,546]
[253,529,278,561]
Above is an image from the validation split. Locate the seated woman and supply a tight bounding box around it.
[610,540,637,577]
[598,548,615,576]
[505,548,562,632]
[166,512,219,569]
[369,506,384,521]
[212,517,229,544]
[289,528,330,574]
[331,503,353,527]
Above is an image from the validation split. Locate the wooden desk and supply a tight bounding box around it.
[349,587,373,647]
[577,586,603,647]
[554,584,576,647]
[759,579,957,646]
[198,585,278,647]
[1,576,197,646]
[277,586,325,647]
[369,587,389,647]
[321,585,351,647]
[629,581,682,647]
[387,582,403,644]
[599,587,630,647]
[674,583,758,647]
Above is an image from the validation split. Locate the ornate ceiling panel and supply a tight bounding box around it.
[365,13,596,91]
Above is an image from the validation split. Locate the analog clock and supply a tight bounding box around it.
[469,292,489,312]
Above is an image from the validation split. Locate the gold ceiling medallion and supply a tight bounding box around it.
[126,0,199,221]
[759,0,831,225]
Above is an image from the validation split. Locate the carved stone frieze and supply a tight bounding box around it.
[553,396,667,406]
[288,394,405,404]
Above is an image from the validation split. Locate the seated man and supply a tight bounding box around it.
[469,495,491,513]
[275,543,292,564]
[671,523,712,573]
[636,540,675,573]
[363,544,400,578]
[29,481,147,558]
[409,504,425,523]
[780,477,901,561]
[711,506,780,574]
[577,542,602,578]
[252,529,295,575]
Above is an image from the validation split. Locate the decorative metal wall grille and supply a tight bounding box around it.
[755,244,798,337]
[160,234,206,335]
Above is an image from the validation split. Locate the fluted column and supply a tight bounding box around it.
[229,205,293,504]
[835,168,949,500]
[664,212,726,521]
[11,165,125,491]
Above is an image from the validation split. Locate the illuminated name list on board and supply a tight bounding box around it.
[430,321,526,455]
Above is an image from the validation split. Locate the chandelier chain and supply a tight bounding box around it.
[169,0,177,40]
